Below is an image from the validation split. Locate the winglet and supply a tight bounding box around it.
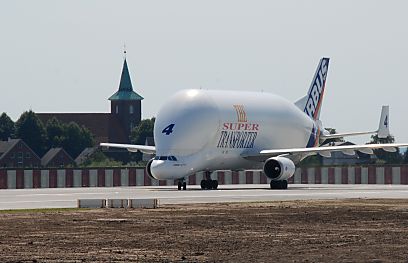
[377,105,390,138]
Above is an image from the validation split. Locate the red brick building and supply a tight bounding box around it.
[0,139,41,168]
[37,58,143,145]
[41,148,75,168]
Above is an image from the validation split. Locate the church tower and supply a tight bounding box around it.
[109,57,143,142]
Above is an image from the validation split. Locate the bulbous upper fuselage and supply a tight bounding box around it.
[149,89,315,180]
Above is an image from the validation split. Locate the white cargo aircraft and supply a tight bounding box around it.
[102,58,408,190]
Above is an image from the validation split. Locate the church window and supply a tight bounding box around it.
[130,105,134,114]
[116,105,119,114]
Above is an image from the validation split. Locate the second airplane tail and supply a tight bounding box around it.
[377,105,390,138]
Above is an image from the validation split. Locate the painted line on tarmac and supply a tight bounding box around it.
[0,200,75,204]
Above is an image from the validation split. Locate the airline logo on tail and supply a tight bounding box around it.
[304,58,330,120]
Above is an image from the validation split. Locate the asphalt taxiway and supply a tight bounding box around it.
[0,184,407,210]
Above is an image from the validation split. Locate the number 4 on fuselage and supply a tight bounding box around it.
[162,124,175,135]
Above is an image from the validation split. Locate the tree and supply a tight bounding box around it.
[61,122,95,158]
[15,110,47,156]
[45,117,65,148]
[404,149,408,164]
[44,118,94,158]
[130,118,155,145]
[368,134,402,164]
[79,149,123,167]
[128,118,155,162]
[0,113,15,141]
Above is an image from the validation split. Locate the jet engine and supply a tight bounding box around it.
[146,159,156,180]
[263,157,296,181]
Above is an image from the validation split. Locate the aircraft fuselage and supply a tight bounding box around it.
[150,89,316,180]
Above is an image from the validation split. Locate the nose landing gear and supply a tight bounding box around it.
[177,180,187,191]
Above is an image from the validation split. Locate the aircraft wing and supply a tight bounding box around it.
[100,143,156,154]
[257,143,408,159]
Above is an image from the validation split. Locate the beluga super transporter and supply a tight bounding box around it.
[102,58,408,190]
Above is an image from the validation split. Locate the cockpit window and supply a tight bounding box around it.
[154,156,178,161]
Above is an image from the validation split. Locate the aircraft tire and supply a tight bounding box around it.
[183,182,187,190]
[270,180,288,190]
[270,180,278,189]
[212,180,219,190]
[200,179,218,190]
[200,180,207,190]
[178,181,182,191]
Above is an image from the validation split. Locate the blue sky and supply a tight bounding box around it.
[1,0,407,144]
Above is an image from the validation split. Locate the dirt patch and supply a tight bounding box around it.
[0,199,407,262]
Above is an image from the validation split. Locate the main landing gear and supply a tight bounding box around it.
[177,180,187,191]
[200,171,218,190]
[270,180,288,190]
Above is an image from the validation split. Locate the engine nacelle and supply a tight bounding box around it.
[146,159,157,180]
[263,157,296,181]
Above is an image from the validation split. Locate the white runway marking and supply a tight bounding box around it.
[0,184,407,210]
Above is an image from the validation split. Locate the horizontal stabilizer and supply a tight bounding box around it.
[294,95,308,111]
[320,130,377,140]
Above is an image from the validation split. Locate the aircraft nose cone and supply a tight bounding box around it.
[150,160,173,180]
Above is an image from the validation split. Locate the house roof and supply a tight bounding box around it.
[41,148,74,166]
[41,148,61,166]
[75,147,98,165]
[109,59,143,101]
[0,139,41,161]
[0,139,20,159]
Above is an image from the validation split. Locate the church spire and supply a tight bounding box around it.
[118,59,133,92]
[109,56,143,101]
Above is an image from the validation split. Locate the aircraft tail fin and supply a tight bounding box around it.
[377,105,390,138]
[295,57,330,121]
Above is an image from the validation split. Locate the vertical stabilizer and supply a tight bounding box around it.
[295,58,330,120]
[378,105,390,138]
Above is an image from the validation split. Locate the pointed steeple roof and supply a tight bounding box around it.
[109,58,144,101]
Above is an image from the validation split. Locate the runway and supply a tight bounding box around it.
[0,184,407,210]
